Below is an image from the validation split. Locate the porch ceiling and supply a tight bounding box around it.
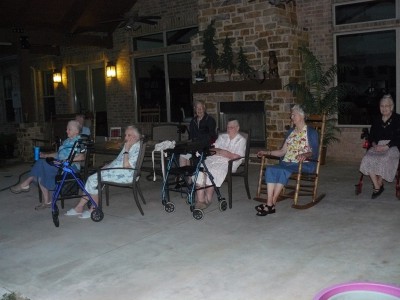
[0,0,138,56]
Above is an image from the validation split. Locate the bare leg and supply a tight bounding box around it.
[19,176,34,188]
[195,187,206,204]
[178,156,192,185]
[204,186,214,204]
[266,183,284,206]
[271,183,284,205]
[39,183,50,204]
[369,174,383,189]
[74,194,98,213]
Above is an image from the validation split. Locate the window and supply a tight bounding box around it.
[133,32,164,51]
[167,27,198,46]
[72,65,107,136]
[133,26,198,123]
[335,0,395,25]
[336,30,396,125]
[43,71,56,121]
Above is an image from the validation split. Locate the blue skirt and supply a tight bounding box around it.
[265,161,316,185]
[30,159,59,190]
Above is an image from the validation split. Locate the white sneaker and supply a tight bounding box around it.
[79,211,91,219]
[64,208,82,216]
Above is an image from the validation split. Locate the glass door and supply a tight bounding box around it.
[72,64,107,136]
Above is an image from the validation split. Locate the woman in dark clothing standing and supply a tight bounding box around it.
[359,94,400,198]
[179,100,217,166]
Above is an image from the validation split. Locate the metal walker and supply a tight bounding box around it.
[161,142,227,220]
[47,137,103,227]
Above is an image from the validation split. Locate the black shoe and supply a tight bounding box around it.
[255,203,266,211]
[371,185,384,199]
[256,205,275,216]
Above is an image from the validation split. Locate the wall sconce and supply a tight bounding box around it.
[106,62,116,78]
[53,69,62,83]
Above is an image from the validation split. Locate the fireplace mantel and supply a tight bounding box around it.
[192,78,282,93]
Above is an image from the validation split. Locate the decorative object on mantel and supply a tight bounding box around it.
[249,63,267,84]
[195,71,206,82]
[220,35,236,81]
[237,47,253,80]
[268,50,279,79]
[201,20,219,82]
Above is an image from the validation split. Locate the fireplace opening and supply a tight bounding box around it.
[218,101,265,147]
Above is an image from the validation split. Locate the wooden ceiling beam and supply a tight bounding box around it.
[0,28,113,50]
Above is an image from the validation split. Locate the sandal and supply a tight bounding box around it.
[34,202,51,210]
[256,205,276,216]
[371,185,384,199]
[255,203,267,211]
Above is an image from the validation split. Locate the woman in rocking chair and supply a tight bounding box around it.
[255,105,319,216]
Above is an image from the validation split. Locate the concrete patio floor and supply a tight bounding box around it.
[0,160,399,300]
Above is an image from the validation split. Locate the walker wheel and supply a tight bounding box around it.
[91,208,104,222]
[52,205,59,227]
[192,209,204,220]
[219,199,227,211]
[164,202,175,213]
[355,183,362,195]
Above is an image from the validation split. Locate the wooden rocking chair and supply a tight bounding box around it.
[254,114,327,209]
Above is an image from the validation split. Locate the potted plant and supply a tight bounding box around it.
[287,46,349,116]
[201,20,219,82]
[220,35,236,81]
[320,119,341,165]
[286,46,349,163]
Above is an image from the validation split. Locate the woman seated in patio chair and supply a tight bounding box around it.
[359,94,400,199]
[255,105,319,216]
[10,120,83,209]
[65,125,141,219]
[194,118,246,210]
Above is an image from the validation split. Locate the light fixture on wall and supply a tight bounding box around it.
[106,61,116,78]
[53,69,62,83]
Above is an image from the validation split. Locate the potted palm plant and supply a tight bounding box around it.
[286,46,349,164]
[320,119,341,165]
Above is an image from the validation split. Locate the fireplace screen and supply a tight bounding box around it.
[218,101,265,147]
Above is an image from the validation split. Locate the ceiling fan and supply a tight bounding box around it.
[101,14,161,31]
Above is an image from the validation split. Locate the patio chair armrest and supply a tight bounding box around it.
[228,156,245,173]
[98,167,137,173]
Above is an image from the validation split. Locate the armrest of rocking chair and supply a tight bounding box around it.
[259,153,281,164]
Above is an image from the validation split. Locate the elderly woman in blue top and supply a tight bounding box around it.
[65,125,141,219]
[10,120,83,208]
[256,105,319,216]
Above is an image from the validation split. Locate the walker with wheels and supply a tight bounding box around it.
[47,137,103,227]
[161,141,227,220]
